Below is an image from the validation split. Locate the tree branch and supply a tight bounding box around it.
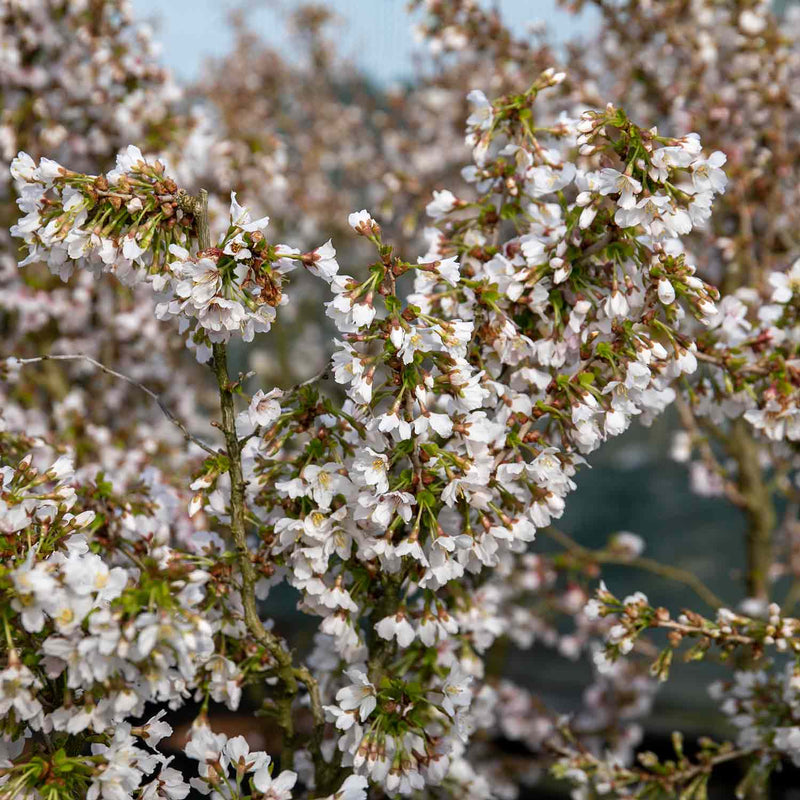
[193,193,327,778]
[210,341,300,768]
[728,419,776,602]
[9,353,218,457]
[542,525,726,611]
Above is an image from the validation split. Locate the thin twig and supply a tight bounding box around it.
[727,418,776,602]
[542,525,726,610]
[572,230,615,268]
[9,353,218,456]
[694,348,769,377]
[291,363,330,391]
[547,736,750,792]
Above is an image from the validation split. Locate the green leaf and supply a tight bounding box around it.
[416,489,436,508]
[500,203,519,220]
[672,730,684,760]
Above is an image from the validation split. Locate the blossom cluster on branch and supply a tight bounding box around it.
[1,59,739,797]
[4,0,800,799]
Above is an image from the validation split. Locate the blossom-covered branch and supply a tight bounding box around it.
[5,0,800,794]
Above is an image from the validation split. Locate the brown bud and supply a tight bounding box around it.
[685,610,704,627]
[668,631,683,648]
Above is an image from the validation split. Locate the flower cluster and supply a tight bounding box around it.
[0,448,212,798]
[6,0,800,796]
[10,147,195,282]
[10,151,343,360]
[586,582,800,684]
[184,723,367,800]
[711,665,800,770]
[420,73,725,463]
[153,196,297,355]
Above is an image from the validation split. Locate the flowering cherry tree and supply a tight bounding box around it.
[4,1,800,799]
